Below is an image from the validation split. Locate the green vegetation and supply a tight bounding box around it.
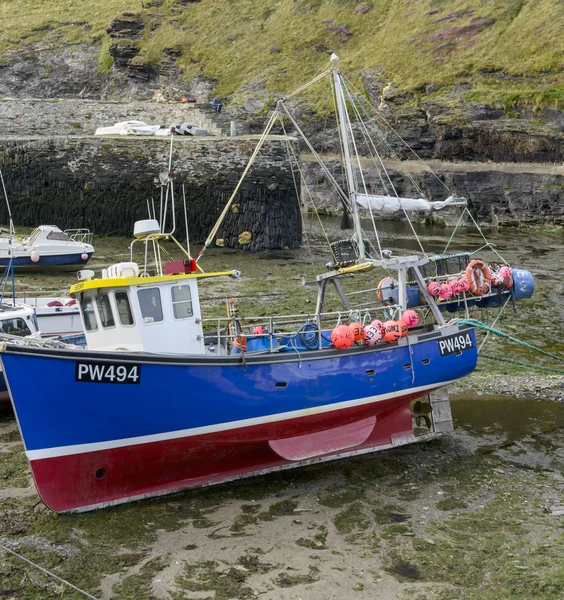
[1,0,563,109]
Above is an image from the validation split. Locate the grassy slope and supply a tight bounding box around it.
[0,0,563,109]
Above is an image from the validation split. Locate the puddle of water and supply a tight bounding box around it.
[451,394,564,446]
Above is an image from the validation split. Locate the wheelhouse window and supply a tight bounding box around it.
[46,231,70,241]
[96,294,115,328]
[81,296,98,331]
[0,318,31,336]
[115,291,134,326]
[171,284,193,319]
[138,288,163,323]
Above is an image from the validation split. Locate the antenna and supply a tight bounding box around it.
[0,169,15,237]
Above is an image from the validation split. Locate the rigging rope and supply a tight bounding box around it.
[0,543,100,600]
[342,75,451,194]
[341,80,425,258]
[459,318,564,364]
[479,354,564,375]
[280,119,335,261]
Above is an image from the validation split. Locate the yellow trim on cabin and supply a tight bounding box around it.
[70,270,238,294]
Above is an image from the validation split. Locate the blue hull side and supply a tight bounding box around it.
[5,329,476,453]
[2,326,477,512]
[0,252,93,271]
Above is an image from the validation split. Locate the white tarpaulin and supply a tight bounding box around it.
[355,193,467,214]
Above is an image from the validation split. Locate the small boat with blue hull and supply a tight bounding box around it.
[0,226,94,272]
[0,56,532,512]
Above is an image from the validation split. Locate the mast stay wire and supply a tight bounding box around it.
[342,75,451,194]
[334,79,386,261]
[280,118,336,263]
[342,75,508,264]
[341,77,427,256]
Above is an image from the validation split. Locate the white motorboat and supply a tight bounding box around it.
[0,225,94,271]
[94,121,161,136]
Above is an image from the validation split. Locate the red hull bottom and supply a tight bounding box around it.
[29,391,448,512]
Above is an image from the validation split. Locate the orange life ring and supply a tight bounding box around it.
[376,277,396,304]
[465,260,491,296]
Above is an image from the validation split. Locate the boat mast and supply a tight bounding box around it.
[331,55,365,259]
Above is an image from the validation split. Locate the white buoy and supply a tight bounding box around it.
[81,253,89,260]
[30,250,40,263]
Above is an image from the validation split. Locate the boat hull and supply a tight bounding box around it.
[0,252,93,272]
[2,326,477,512]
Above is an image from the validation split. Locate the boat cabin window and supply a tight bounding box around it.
[171,284,193,319]
[96,294,115,329]
[0,318,31,336]
[81,296,98,331]
[46,230,70,241]
[115,291,134,326]
[138,288,163,323]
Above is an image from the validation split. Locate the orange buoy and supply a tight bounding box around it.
[349,322,364,342]
[383,320,401,343]
[399,321,409,337]
[331,324,355,349]
[465,260,492,296]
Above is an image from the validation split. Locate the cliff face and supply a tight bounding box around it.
[1,3,563,232]
[0,135,302,251]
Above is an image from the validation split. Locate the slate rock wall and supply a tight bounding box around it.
[0,136,302,251]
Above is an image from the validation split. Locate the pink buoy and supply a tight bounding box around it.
[498,265,513,288]
[439,283,453,300]
[252,325,264,335]
[402,309,419,328]
[370,319,385,335]
[30,250,40,263]
[331,324,354,350]
[457,278,470,293]
[362,324,382,346]
[449,278,463,295]
[81,253,89,261]
[427,281,441,297]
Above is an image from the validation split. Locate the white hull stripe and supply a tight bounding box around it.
[26,379,456,461]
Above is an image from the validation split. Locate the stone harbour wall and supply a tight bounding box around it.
[0,135,302,251]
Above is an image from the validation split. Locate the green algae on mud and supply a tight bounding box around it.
[1,225,564,598]
[2,398,564,598]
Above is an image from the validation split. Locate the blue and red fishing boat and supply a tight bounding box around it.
[0,56,532,512]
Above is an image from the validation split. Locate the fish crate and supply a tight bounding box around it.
[408,253,471,283]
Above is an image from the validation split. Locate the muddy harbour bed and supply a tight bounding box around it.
[1,222,564,599]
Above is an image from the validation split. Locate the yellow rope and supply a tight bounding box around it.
[198,111,279,261]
